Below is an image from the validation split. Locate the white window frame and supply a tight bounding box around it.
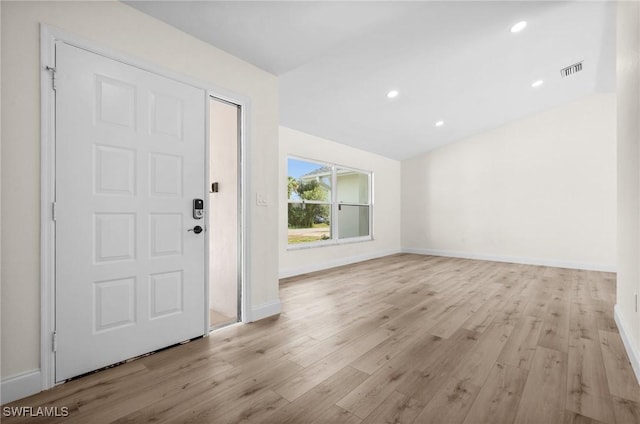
[287,156,373,250]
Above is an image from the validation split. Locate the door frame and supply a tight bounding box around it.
[40,24,251,391]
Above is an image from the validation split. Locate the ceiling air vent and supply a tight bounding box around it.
[560,61,583,78]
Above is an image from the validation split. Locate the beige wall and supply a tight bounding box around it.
[616,0,640,378]
[402,93,617,271]
[279,126,401,277]
[1,1,279,380]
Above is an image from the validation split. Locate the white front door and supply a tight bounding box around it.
[55,42,206,381]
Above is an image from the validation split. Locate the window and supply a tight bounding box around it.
[288,157,372,246]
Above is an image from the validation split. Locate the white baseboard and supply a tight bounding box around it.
[249,299,282,322]
[614,304,640,385]
[402,247,616,273]
[1,369,41,404]
[279,249,402,279]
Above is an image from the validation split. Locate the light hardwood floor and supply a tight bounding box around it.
[4,254,640,423]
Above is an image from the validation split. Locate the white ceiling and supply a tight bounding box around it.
[126,1,616,160]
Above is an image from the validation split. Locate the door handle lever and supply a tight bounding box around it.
[188,225,203,234]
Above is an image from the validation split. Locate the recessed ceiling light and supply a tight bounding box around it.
[531,80,544,88]
[510,21,527,33]
[435,120,444,127]
[387,90,399,99]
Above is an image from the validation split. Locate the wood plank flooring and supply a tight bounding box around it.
[4,254,639,423]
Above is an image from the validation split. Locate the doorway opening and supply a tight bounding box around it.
[208,97,241,329]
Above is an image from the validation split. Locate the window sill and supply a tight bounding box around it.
[287,236,373,251]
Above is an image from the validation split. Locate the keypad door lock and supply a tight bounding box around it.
[193,198,204,219]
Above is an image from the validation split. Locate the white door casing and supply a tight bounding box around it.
[55,42,206,381]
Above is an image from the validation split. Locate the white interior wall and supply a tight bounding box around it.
[401,93,617,271]
[1,0,279,396]
[615,0,640,382]
[279,126,401,278]
[209,99,239,319]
